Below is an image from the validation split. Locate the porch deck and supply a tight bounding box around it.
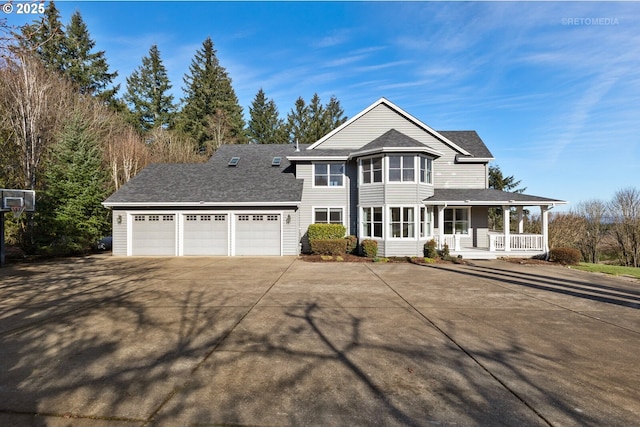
[451,247,547,260]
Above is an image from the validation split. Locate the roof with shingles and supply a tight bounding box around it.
[103,144,304,205]
[438,131,493,159]
[424,188,565,205]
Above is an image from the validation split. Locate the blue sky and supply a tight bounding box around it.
[6,1,640,209]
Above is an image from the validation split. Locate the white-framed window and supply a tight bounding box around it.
[314,207,343,224]
[389,207,415,238]
[444,208,470,235]
[420,157,433,184]
[314,163,344,187]
[420,206,433,237]
[388,155,415,182]
[361,157,383,184]
[362,207,383,238]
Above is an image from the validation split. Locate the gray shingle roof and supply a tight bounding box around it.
[424,188,565,205]
[360,129,429,150]
[104,144,304,206]
[438,131,494,158]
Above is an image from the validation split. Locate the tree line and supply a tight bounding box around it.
[0,2,346,255]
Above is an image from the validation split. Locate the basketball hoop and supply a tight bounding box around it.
[11,205,25,219]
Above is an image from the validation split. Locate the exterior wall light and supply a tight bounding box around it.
[117,215,122,224]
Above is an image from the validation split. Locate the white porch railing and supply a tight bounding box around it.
[434,235,456,250]
[488,233,544,251]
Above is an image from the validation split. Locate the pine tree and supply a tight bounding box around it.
[63,12,119,102]
[19,1,66,71]
[40,115,110,254]
[307,93,326,142]
[286,97,311,144]
[323,95,347,132]
[247,89,287,144]
[123,45,176,132]
[178,37,246,149]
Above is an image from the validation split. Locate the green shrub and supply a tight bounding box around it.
[440,243,450,257]
[307,223,346,241]
[345,235,357,254]
[549,247,581,265]
[311,238,348,255]
[423,257,436,264]
[424,239,438,258]
[373,256,388,263]
[361,239,378,258]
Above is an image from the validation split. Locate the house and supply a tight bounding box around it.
[103,98,566,258]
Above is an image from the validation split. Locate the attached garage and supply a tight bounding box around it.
[131,214,176,255]
[234,214,281,256]
[183,214,228,255]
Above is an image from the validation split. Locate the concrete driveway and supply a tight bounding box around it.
[0,256,638,426]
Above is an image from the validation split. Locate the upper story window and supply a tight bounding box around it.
[388,155,415,182]
[420,157,433,184]
[314,163,344,187]
[361,157,382,184]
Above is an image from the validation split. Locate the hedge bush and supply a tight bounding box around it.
[549,247,581,265]
[310,239,348,255]
[345,235,358,254]
[361,239,378,258]
[424,239,438,258]
[307,223,346,241]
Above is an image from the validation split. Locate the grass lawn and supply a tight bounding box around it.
[573,263,640,280]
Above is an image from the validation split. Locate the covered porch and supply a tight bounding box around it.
[425,189,567,260]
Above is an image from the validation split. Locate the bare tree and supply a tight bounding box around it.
[147,128,203,164]
[0,52,73,189]
[608,188,640,267]
[574,200,608,263]
[548,211,586,251]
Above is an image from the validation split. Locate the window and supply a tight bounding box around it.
[238,215,249,221]
[420,157,433,184]
[186,215,197,221]
[214,215,226,221]
[390,207,415,238]
[200,215,211,221]
[388,155,415,182]
[314,163,344,187]
[149,215,159,221]
[228,157,240,167]
[163,215,174,221]
[253,215,264,221]
[362,207,383,238]
[272,157,282,167]
[361,157,382,184]
[134,215,145,221]
[444,208,469,235]
[314,208,343,224]
[267,215,279,221]
[420,207,432,237]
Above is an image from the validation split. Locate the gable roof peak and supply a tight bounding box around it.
[307,97,471,156]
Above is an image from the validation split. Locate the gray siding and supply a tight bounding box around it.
[359,185,385,206]
[472,206,489,248]
[112,210,127,256]
[316,103,487,189]
[282,207,300,255]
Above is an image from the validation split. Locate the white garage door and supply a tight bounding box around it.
[131,214,176,255]
[235,214,281,256]
[183,214,228,255]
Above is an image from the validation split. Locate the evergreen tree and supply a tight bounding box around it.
[247,89,287,144]
[40,115,110,254]
[123,45,176,132]
[286,97,311,143]
[178,37,246,148]
[488,165,527,231]
[286,94,347,143]
[63,12,119,102]
[19,1,66,71]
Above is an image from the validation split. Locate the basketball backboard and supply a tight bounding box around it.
[1,189,35,213]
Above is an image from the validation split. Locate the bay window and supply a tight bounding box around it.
[388,155,415,182]
[361,157,383,184]
[362,207,383,238]
[420,157,433,184]
[420,206,433,237]
[390,207,415,238]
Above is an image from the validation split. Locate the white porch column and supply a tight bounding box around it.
[438,205,445,249]
[541,205,550,253]
[503,205,511,252]
[517,206,524,234]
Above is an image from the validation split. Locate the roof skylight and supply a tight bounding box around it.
[272,156,282,166]
[228,157,240,167]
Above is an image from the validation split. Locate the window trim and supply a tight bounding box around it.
[313,206,345,226]
[420,206,433,238]
[443,207,471,235]
[360,157,383,185]
[313,162,345,188]
[419,156,433,185]
[388,206,416,239]
[387,155,416,183]
[361,206,383,239]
